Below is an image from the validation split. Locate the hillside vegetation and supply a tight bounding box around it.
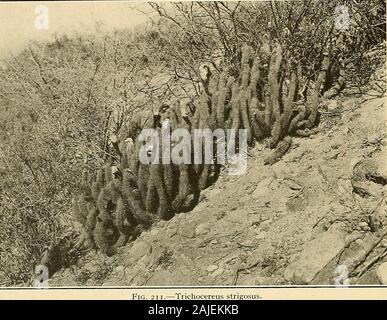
[0,1,385,286]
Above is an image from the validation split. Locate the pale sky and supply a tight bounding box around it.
[0,1,156,59]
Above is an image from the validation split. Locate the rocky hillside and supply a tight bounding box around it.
[50,74,386,286]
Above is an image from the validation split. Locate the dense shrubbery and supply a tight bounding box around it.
[0,1,385,285]
[0,29,175,284]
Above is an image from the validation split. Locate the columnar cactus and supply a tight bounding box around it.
[304,53,331,129]
[115,197,131,247]
[73,42,333,254]
[94,212,117,255]
[121,169,155,226]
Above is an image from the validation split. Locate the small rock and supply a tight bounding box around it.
[239,240,254,247]
[284,229,345,284]
[146,270,176,286]
[225,209,248,223]
[380,239,387,248]
[255,231,267,241]
[250,219,261,228]
[251,177,274,199]
[377,263,387,284]
[180,221,196,238]
[207,265,219,273]
[207,188,221,197]
[344,232,362,244]
[260,212,272,221]
[150,228,159,236]
[236,274,256,285]
[359,222,370,231]
[356,271,381,285]
[195,223,210,236]
[256,143,264,151]
[289,253,300,263]
[114,265,124,273]
[248,206,260,214]
[211,267,224,278]
[355,238,366,247]
[275,211,286,217]
[255,275,276,285]
[259,219,273,231]
[127,240,151,263]
[330,141,341,149]
[224,255,238,264]
[239,195,251,203]
[327,100,339,111]
[216,211,226,220]
[157,220,167,227]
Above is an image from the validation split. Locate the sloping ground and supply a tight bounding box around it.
[51,87,386,286]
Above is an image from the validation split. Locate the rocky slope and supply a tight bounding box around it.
[51,83,386,286]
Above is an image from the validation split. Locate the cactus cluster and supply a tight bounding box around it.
[71,101,200,253]
[198,43,331,161]
[72,162,145,255]
[72,43,331,254]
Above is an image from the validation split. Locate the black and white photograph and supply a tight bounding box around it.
[0,0,386,295]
